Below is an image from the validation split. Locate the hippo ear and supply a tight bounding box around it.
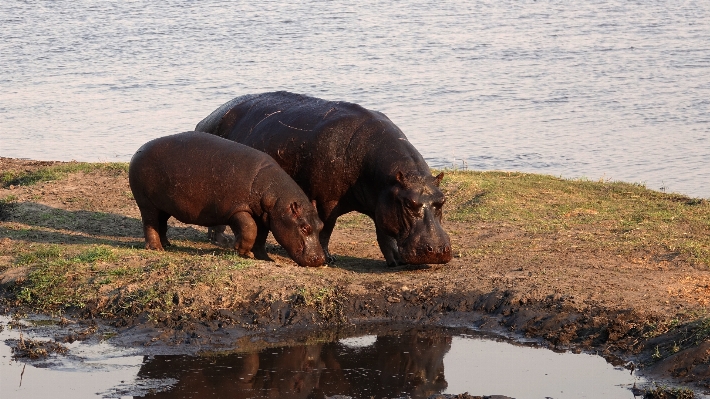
[311,199,317,210]
[434,172,444,187]
[289,201,302,219]
[395,171,406,187]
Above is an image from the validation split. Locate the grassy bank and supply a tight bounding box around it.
[442,171,709,266]
[1,161,708,319]
[1,159,710,387]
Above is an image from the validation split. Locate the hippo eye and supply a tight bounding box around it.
[404,198,420,209]
[404,198,423,216]
[300,224,312,235]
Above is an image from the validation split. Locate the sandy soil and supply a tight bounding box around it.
[1,157,709,394]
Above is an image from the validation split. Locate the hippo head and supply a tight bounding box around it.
[270,199,326,267]
[375,171,452,266]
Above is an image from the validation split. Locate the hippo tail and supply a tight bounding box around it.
[195,94,259,136]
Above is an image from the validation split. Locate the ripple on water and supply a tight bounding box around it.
[1,1,708,198]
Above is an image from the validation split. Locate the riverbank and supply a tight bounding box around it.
[1,157,709,394]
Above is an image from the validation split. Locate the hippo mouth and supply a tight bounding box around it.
[398,243,452,265]
[298,253,326,267]
[289,243,326,267]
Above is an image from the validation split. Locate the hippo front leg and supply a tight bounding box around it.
[208,225,234,248]
[250,221,273,261]
[318,200,341,264]
[227,212,258,257]
[376,227,403,267]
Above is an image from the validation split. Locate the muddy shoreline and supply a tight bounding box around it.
[1,157,710,396]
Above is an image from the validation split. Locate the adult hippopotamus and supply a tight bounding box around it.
[128,131,326,267]
[195,91,452,267]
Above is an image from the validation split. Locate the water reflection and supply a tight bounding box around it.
[137,329,451,399]
[0,318,649,399]
[135,328,640,399]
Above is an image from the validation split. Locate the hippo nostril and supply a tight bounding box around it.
[443,245,451,253]
[426,244,434,253]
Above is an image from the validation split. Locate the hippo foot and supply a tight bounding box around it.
[145,242,164,251]
[209,233,234,248]
[252,248,273,262]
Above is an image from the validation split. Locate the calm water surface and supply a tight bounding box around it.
[1,317,647,399]
[1,0,709,197]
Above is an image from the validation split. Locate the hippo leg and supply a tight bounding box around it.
[208,225,233,248]
[228,212,258,257]
[138,206,164,251]
[251,221,272,261]
[158,211,171,248]
[376,227,402,267]
[318,201,341,263]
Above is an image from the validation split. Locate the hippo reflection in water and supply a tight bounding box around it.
[135,329,451,398]
[195,91,452,267]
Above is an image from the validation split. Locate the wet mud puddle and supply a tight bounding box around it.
[2,316,648,399]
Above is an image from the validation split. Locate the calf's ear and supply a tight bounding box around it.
[395,170,406,186]
[290,201,302,219]
[434,172,444,187]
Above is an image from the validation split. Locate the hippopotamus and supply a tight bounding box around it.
[128,131,326,267]
[195,91,452,267]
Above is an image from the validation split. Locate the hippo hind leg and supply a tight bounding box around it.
[139,205,164,251]
[158,211,171,248]
[228,212,258,258]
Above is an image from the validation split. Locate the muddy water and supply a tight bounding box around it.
[1,1,709,198]
[1,316,651,399]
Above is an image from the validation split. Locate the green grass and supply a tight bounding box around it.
[4,241,257,316]
[441,171,710,266]
[1,162,128,188]
[13,245,122,309]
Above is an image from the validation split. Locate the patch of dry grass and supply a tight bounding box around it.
[441,170,710,266]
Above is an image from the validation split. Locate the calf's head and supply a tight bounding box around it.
[270,200,326,267]
[376,171,452,265]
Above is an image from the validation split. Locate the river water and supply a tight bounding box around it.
[1,0,709,198]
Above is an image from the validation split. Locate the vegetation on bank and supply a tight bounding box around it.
[442,171,709,266]
[0,161,127,189]
[0,161,708,324]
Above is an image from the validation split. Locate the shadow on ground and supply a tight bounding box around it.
[1,202,205,247]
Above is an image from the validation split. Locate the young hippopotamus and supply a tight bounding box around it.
[128,131,326,267]
[195,91,452,267]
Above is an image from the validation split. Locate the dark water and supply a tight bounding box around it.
[1,0,709,198]
[133,331,642,399]
[1,318,644,399]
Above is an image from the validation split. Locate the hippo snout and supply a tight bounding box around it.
[417,243,452,262]
[301,253,326,267]
[425,244,451,256]
[400,241,452,265]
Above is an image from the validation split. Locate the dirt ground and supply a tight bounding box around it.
[1,157,710,394]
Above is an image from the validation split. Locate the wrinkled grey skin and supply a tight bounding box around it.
[196,91,451,267]
[128,131,325,267]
